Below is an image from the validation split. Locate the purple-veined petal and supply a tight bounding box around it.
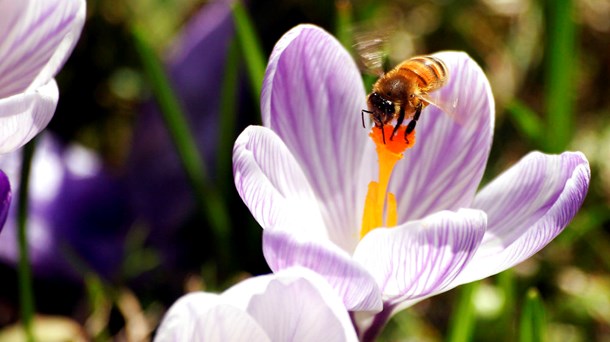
[263,229,383,312]
[223,268,358,342]
[353,209,486,304]
[0,170,11,231]
[154,292,270,342]
[0,0,85,98]
[453,151,590,285]
[233,125,328,239]
[261,24,371,250]
[0,80,58,153]
[389,51,494,223]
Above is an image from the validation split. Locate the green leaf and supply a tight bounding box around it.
[520,288,547,342]
[506,100,544,147]
[231,1,266,106]
[447,282,478,342]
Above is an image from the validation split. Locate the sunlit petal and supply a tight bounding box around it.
[0,80,58,153]
[0,0,85,98]
[353,209,486,302]
[454,151,590,284]
[261,24,372,249]
[263,230,383,312]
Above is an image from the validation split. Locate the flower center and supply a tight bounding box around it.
[360,125,415,239]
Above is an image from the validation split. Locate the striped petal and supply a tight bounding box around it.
[261,24,371,249]
[353,209,486,303]
[453,151,590,285]
[154,292,269,342]
[233,125,327,239]
[390,51,494,223]
[0,80,58,153]
[223,268,358,342]
[0,0,85,98]
[263,230,383,312]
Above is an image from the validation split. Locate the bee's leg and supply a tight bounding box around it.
[391,107,406,141]
[381,122,386,144]
[404,103,423,141]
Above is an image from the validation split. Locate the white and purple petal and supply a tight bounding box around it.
[261,24,372,249]
[263,230,382,312]
[0,80,58,153]
[155,269,358,342]
[453,151,590,285]
[223,268,358,342]
[154,292,269,341]
[390,51,494,223]
[233,126,327,238]
[353,209,486,304]
[0,0,85,97]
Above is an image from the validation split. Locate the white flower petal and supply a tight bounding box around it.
[263,229,383,312]
[0,80,58,153]
[453,151,590,284]
[154,292,270,342]
[223,268,358,342]
[353,209,486,304]
[233,125,327,238]
[0,0,85,97]
[260,24,371,249]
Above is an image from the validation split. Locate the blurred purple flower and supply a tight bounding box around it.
[127,0,235,234]
[0,0,85,153]
[232,24,590,337]
[154,268,358,341]
[0,133,133,279]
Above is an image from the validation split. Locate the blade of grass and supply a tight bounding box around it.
[216,37,239,199]
[506,100,544,148]
[231,1,266,107]
[520,288,547,342]
[447,281,478,342]
[497,270,516,340]
[131,25,231,269]
[544,0,576,152]
[18,139,36,342]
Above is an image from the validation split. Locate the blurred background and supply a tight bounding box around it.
[0,0,609,340]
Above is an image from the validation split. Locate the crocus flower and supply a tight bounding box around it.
[233,24,590,339]
[0,133,133,279]
[0,0,85,153]
[154,267,358,341]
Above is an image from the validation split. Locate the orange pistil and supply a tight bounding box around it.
[360,125,415,239]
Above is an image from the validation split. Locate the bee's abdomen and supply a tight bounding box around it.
[397,55,448,91]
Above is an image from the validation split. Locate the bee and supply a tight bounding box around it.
[361,55,449,143]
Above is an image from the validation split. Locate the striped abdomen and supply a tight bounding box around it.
[396,55,448,92]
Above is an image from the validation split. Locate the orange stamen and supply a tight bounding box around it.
[360,125,415,239]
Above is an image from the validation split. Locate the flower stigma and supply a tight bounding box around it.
[360,125,415,239]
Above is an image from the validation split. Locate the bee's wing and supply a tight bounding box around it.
[353,32,388,76]
[417,91,464,125]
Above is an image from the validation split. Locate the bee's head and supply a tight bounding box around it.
[367,92,395,124]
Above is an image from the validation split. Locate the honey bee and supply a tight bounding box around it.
[361,55,449,143]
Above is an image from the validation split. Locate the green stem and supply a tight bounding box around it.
[131,26,231,270]
[544,0,576,152]
[18,139,36,342]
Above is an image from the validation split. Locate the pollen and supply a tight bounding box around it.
[360,125,415,239]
